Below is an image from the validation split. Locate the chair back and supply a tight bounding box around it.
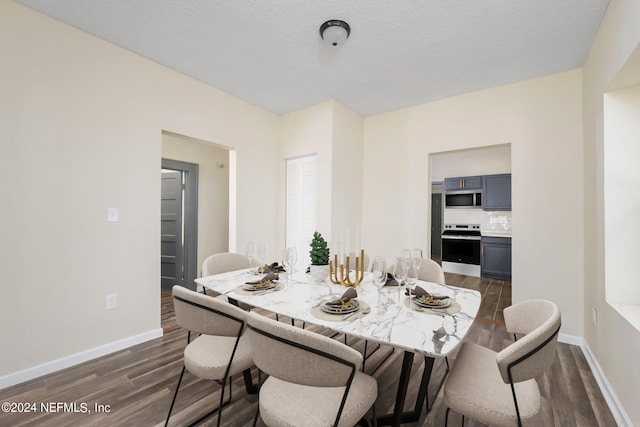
[497,299,561,384]
[347,251,371,271]
[417,258,446,284]
[202,252,257,276]
[172,285,247,337]
[246,311,363,388]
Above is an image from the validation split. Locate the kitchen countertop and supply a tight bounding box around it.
[481,230,512,238]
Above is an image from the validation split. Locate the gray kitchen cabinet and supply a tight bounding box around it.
[482,173,511,210]
[444,175,482,191]
[481,236,512,281]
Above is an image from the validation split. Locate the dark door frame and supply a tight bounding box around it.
[162,158,199,291]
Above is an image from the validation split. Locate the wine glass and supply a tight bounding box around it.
[393,257,409,287]
[372,256,387,302]
[405,261,418,303]
[411,248,423,268]
[257,241,267,273]
[282,247,297,286]
[246,242,257,273]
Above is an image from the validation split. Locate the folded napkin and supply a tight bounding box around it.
[325,288,358,307]
[404,285,448,299]
[385,273,399,286]
[246,272,279,285]
[261,262,286,273]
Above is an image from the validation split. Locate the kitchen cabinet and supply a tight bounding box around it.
[444,175,482,191]
[482,173,511,210]
[481,236,512,281]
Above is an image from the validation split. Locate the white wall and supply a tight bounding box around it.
[583,0,640,424]
[161,132,230,276]
[431,145,511,182]
[363,70,585,337]
[331,101,365,252]
[0,2,279,380]
[278,101,333,264]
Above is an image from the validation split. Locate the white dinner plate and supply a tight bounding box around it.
[242,282,277,292]
[412,296,451,309]
[320,299,360,314]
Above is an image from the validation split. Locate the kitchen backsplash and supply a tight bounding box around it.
[443,209,512,236]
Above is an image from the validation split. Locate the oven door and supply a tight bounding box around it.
[442,237,481,265]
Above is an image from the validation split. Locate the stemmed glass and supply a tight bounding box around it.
[405,261,418,304]
[393,257,409,286]
[393,257,409,303]
[257,241,267,273]
[410,248,423,282]
[246,242,257,273]
[372,256,387,302]
[282,247,297,286]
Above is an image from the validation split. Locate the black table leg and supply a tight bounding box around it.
[376,352,436,427]
[242,368,260,394]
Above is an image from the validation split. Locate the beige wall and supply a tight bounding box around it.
[277,100,364,260]
[3,1,639,422]
[0,2,279,378]
[278,101,333,262]
[583,0,640,424]
[363,70,585,337]
[431,145,511,182]
[161,132,230,276]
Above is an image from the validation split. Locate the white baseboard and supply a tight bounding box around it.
[559,333,632,427]
[0,328,163,390]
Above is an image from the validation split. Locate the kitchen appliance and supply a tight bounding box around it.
[444,191,482,208]
[441,224,481,276]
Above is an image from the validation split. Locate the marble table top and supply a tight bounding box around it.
[195,269,481,358]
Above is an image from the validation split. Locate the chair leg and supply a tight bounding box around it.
[215,375,232,427]
[186,375,234,427]
[252,404,261,427]
[165,365,186,427]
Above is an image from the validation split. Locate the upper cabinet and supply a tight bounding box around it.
[482,174,511,210]
[444,175,483,191]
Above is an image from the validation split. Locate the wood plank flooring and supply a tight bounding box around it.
[0,275,618,426]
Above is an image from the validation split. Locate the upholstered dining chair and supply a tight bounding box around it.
[245,310,378,427]
[416,258,446,285]
[443,299,561,426]
[201,252,260,310]
[202,252,259,277]
[347,251,371,272]
[166,285,255,427]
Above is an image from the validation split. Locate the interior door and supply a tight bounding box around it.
[161,170,184,290]
[431,193,442,256]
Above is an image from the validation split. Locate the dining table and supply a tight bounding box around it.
[195,267,481,427]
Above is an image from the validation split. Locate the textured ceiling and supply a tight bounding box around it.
[16,0,609,116]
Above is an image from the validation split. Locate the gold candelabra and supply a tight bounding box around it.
[329,249,365,287]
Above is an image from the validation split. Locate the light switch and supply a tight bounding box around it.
[107,208,119,222]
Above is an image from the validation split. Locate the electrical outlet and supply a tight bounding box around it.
[592,307,597,326]
[107,208,119,222]
[106,293,118,310]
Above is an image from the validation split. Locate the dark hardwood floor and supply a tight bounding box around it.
[1,275,617,426]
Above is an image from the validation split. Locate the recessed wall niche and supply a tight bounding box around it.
[603,43,640,331]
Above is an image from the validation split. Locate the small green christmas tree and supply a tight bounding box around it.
[309,231,330,265]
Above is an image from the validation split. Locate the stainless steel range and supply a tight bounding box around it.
[441,224,481,277]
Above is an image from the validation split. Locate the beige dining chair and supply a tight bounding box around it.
[166,285,255,427]
[443,299,561,426]
[245,310,378,427]
[202,252,259,277]
[347,251,371,272]
[201,252,260,309]
[416,258,446,285]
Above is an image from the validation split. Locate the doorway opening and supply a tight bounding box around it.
[161,158,198,291]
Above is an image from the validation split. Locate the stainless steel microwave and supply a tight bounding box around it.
[444,191,482,208]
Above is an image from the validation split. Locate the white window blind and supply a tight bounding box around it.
[285,155,317,269]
